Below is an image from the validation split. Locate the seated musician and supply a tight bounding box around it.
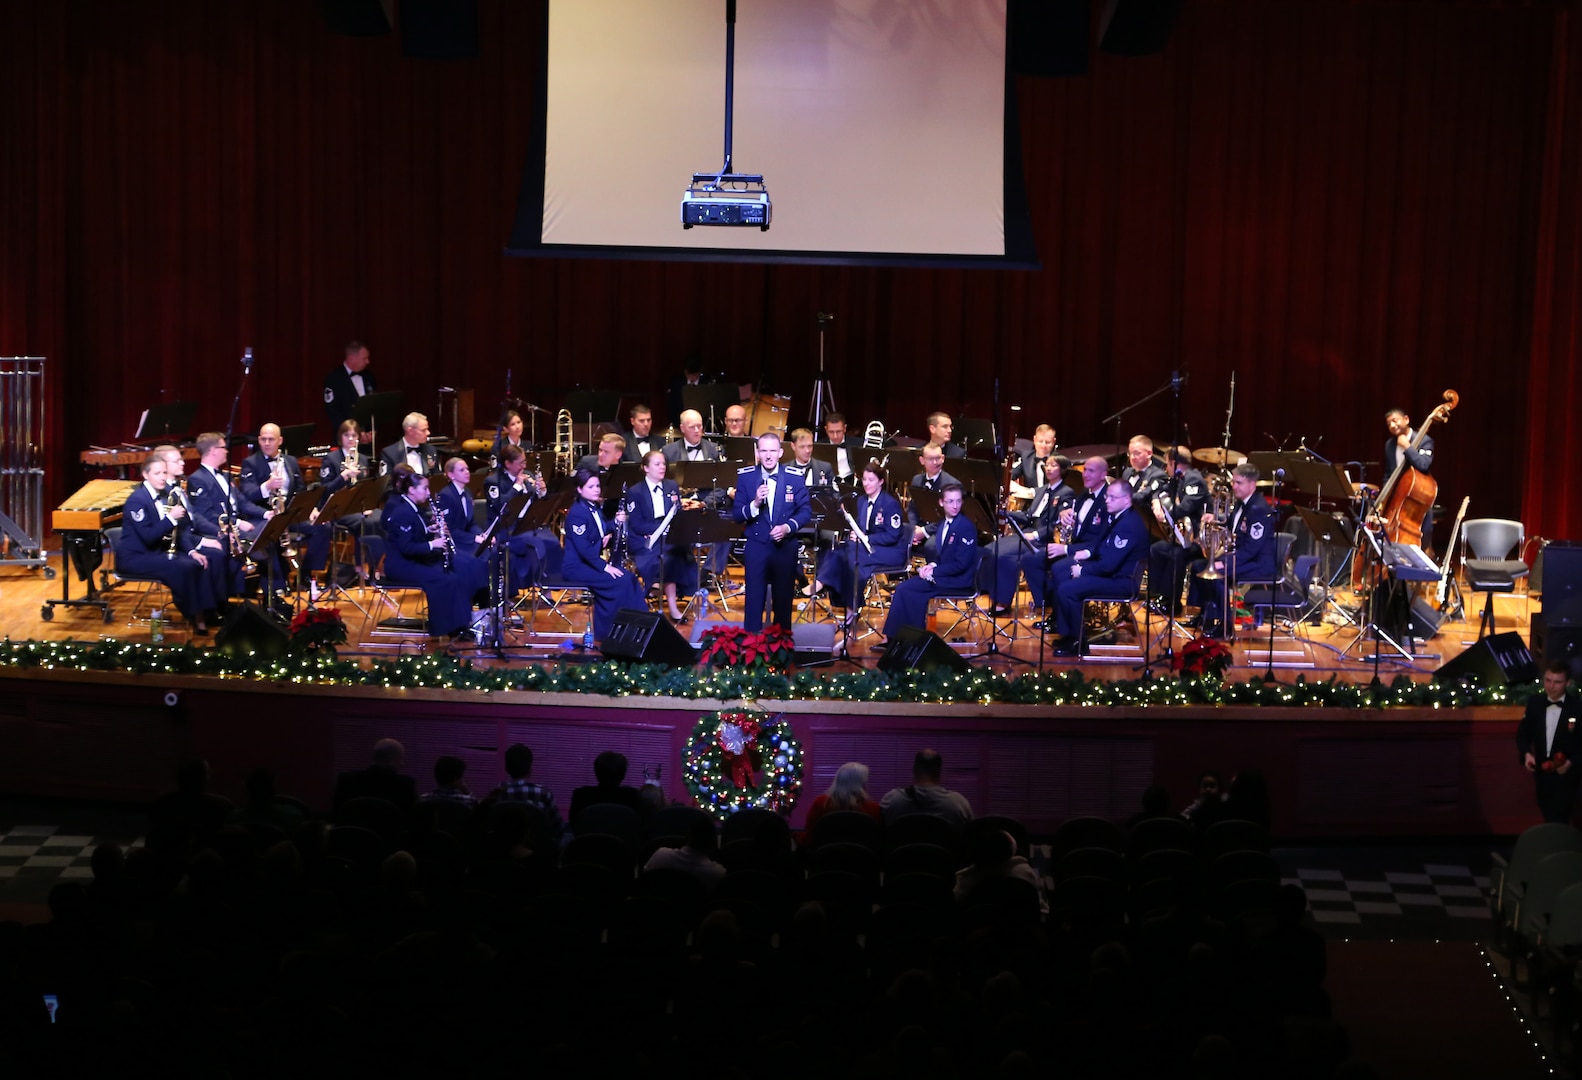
[562,468,647,644]
[723,404,749,438]
[237,423,331,591]
[622,403,659,463]
[1146,447,1208,618]
[490,409,526,468]
[1384,406,1435,549]
[435,457,485,553]
[1034,457,1113,628]
[381,465,489,640]
[926,412,967,460]
[880,483,978,645]
[820,412,863,482]
[577,433,626,475]
[157,444,240,611]
[785,427,834,488]
[808,460,906,626]
[1047,481,1151,656]
[981,454,1076,618]
[906,443,961,550]
[1008,424,1059,505]
[623,449,697,622]
[1186,462,1276,634]
[119,454,220,633]
[485,445,557,593]
[661,409,730,580]
[312,419,380,583]
[380,412,440,477]
[185,432,252,604]
[1121,435,1168,506]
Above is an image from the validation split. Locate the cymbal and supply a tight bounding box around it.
[1193,447,1245,466]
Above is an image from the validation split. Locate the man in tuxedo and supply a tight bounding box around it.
[664,409,731,583]
[1048,481,1150,655]
[723,404,749,438]
[323,340,373,429]
[731,433,809,631]
[927,412,967,460]
[906,443,960,547]
[1147,447,1210,617]
[1008,424,1058,504]
[1518,662,1582,823]
[666,355,710,425]
[982,453,1075,617]
[380,412,439,477]
[577,433,626,475]
[786,427,834,488]
[821,412,864,483]
[238,422,331,588]
[1121,435,1168,507]
[621,403,659,463]
[186,431,255,600]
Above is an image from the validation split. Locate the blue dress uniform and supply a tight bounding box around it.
[1147,468,1208,615]
[381,494,488,637]
[485,469,562,592]
[562,497,647,642]
[118,483,219,624]
[815,490,906,610]
[623,478,697,596]
[883,512,980,637]
[1187,493,1277,624]
[176,467,247,605]
[1050,509,1151,641]
[979,482,1075,610]
[732,464,811,631]
[237,450,333,577]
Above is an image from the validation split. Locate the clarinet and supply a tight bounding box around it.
[840,503,873,553]
[428,503,455,572]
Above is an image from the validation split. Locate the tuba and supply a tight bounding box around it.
[1197,478,1234,579]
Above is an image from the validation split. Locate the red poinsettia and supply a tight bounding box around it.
[287,606,348,652]
[1172,635,1233,679]
[698,623,796,672]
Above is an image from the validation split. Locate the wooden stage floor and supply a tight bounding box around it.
[2,549,1537,685]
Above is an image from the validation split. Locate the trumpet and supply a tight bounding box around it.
[340,445,363,484]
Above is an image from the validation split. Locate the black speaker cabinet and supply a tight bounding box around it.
[1533,613,1582,680]
[1407,597,1444,640]
[877,626,971,676]
[213,602,291,659]
[1539,541,1582,628]
[1433,631,1539,687]
[600,608,696,667]
[1099,0,1187,56]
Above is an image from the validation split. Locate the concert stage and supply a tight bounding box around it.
[0,662,1532,838]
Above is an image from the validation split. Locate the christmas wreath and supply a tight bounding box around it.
[697,623,796,673]
[683,708,803,820]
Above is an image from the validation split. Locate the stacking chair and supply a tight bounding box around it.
[573,803,645,851]
[1050,815,1125,858]
[930,585,994,650]
[1075,560,1148,661]
[102,526,175,627]
[1127,816,1198,857]
[1463,518,1529,638]
[1512,851,1582,985]
[1200,819,1272,860]
[1242,533,1302,632]
[806,810,885,853]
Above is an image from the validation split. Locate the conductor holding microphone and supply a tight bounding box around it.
[733,432,810,631]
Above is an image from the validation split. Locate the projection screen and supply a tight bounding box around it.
[508,0,1037,268]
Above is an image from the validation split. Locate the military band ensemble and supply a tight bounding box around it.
[100,341,1449,656]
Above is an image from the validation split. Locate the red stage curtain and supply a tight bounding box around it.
[0,0,1576,551]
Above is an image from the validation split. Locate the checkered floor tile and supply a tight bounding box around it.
[0,824,140,892]
[1287,863,1492,926]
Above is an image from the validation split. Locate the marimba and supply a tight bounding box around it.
[44,479,139,622]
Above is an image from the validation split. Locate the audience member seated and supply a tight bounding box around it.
[1223,767,1272,829]
[642,816,726,890]
[421,755,476,807]
[569,750,652,823]
[880,748,973,829]
[146,757,233,858]
[954,828,1048,915]
[1125,783,1175,829]
[229,768,307,832]
[804,761,883,834]
[332,737,418,812]
[486,742,564,841]
[1181,770,1229,829]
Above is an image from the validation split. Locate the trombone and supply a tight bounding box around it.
[554,409,575,478]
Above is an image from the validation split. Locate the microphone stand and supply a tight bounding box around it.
[1262,468,1285,683]
[1102,377,1179,458]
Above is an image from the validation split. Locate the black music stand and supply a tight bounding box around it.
[314,483,373,617]
[682,384,740,437]
[954,418,997,459]
[248,491,318,608]
[279,423,317,459]
[720,436,758,464]
[564,390,622,424]
[674,510,744,621]
[466,491,536,657]
[1290,504,1359,629]
[133,401,199,442]
[351,392,405,458]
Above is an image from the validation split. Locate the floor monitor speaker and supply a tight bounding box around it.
[877,626,971,676]
[599,608,695,667]
[1432,631,1538,687]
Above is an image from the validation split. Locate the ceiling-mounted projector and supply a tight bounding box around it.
[681,174,771,231]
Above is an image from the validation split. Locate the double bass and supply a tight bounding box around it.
[1352,389,1458,588]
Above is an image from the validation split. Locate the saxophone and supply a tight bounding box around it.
[165,481,185,559]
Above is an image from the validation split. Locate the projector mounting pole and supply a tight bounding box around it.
[722,0,736,175]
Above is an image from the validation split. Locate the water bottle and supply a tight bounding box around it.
[150,609,164,645]
[582,624,594,651]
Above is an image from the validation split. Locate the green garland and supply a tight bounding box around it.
[0,637,1541,709]
[683,708,803,819]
